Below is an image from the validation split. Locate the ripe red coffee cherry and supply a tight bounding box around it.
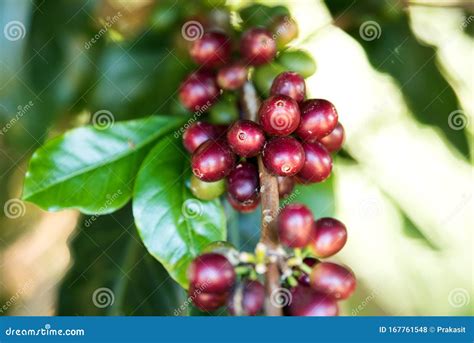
[277,176,295,199]
[192,140,235,182]
[217,63,248,90]
[188,253,236,293]
[270,71,306,103]
[296,99,338,141]
[183,121,220,153]
[310,262,356,300]
[190,287,229,311]
[227,194,260,213]
[309,217,347,258]
[298,257,319,286]
[262,137,305,177]
[226,162,259,203]
[277,204,314,248]
[287,285,339,316]
[179,70,219,111]
[190,32,231,67]
[259,95,300,136]
[240,28,276,65]
[227,120,265,157]
[228,280,265,316]
[296,141,332,183]
[319,122,345,153]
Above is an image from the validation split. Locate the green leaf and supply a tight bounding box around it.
[133,136,226,288]
[23,115,187,214]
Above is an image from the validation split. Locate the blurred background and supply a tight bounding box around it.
[0,0,472,316]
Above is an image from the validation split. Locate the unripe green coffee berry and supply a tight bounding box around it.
[209,96,239,125]
[277,50,316,78]
[253,62,286,97]
[190,175,225,200]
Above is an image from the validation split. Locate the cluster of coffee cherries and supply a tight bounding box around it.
[187,203,355,316]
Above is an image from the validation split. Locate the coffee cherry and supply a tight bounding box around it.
[277,204,314,248]
[296,141,332,183]
[309,217,347,258]
[298,257,319,286]
[188,253,236,293]
[227,120,265,157]
[190,32,231,67]
[277,176,295,198]
[270,71,306,103]
[240,28,276,65]
[320,122,345,153]
[228,280,265,316]
[296,99,338,142]
[259,95,300,136]
[179,70,220,111]
[270,15,298,49]
[227,162,259,203]
[192,140,235,182]
[217,63,248,90]
[277,49,316,78]
[310,262,356,300]
[253,62,286,96]
[227,194,260,213]
[209,96,239,125]
[287,285,338,316]
[183,121,220,153]
[190,175,225,200]
[190,287,229,311]
[262,137,305,177]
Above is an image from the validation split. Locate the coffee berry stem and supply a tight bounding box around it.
[241,81,283,316]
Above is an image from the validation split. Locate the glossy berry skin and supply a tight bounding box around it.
[228,280,265,316]
[226,162,259,203]
[183,121,220,153]
[217,63,247,90]
[298,258,319,286]
[179,70,219,111]
[310,262,356,300]
[240,28,276,65]
[262,137,305,177]
[259,95,300,136]
[270,71,306,103]
[277,176,295,199]
[192,140,235,182]
[296,99,338,141]
[320,122,345,153]
[190,287,229,311]
[190,175,225,200]
[287,285,339,316]
[278,204,314,248]
[227,194,259,213]
[188,253,236,294]
[227,120,265,157]
[296,141,332,183]
[309,217,347,258]
[190,32,231,67]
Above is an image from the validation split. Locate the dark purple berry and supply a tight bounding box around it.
[309,217,347,258]
[240,28,276,65]
[259,95,300,136]
[277,176,295,198]
[226,162,259,203]
[188,253,236,293]
[227,194,259,213]
[270,71,306,103]
[262,137,305,177]
[179,70,219,111]
[217,63,248,90]
[226,120,265,157]
[287,285,339,316]
[296,99,338,142]
[296,141,332,183]
[190,32,231,67]
[319,122,345,153]
[228,280,265,316]
[192,140,235,182]
[310,262,356,300]
[277,204,314,248]
[183,121,220,153]
[190,287,229,311]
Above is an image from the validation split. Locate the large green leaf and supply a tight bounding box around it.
[133,136,226,288]
[58,205,185,315]
[23,116,186,214]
